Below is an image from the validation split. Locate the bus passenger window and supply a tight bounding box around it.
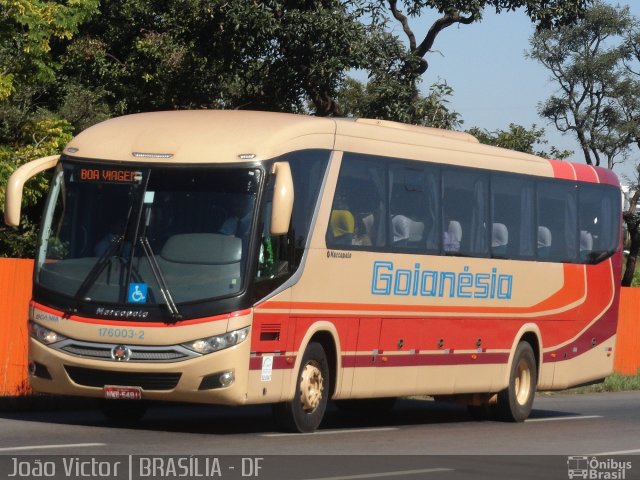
[442,169,488,256]
[388,163,439,252]
[327,154,386,249]
[537,181,577,262]
[491,174,535,259]
[578,184,620,264]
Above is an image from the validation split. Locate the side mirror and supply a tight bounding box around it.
[270,162,294,235]
[4,155,60,227]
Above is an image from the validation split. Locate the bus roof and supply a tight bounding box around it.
[62,110,614,183]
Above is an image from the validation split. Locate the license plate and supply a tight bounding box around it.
[103,385,142,400]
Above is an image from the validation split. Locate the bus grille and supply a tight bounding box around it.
[64,366,181,390]
[54,340,198,363]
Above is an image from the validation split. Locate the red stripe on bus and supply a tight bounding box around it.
[594,166,621,187]
[549,160,576,180]
[341,352,510,368]
[249,355,295,370]
[572,163,599,183]
[30,302,251,327]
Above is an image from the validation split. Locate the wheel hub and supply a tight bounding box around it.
[514,358,531,405]
[299,361,324,413]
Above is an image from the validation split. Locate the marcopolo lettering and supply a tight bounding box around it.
[371,261,513,299]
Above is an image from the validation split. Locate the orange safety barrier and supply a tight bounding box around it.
[0,259,638,396]
[614,287,640,375]
[0,258,33,396]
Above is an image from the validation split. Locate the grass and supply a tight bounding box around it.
[550,372,640,394]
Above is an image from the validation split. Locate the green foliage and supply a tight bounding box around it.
[60,0,374,115]
[0,117,72,210]
[0,116,72,257]
[0,0,99,101]
[466,124,572,158]
[0,0,593,259]
[561,372,640,393]
[400,0,589,26]
[338,77,462,129]
[529,1,639,169]
[360,0,590,103]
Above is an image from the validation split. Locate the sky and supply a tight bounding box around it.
[394,2,640,183]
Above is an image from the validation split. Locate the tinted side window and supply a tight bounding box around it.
[254,150,329,300]
[491,175,535,259]
[327,154,387,248]
[537,181,578,262]
[442,169,489,256]
[287,150,330,264]
[579,184,620,263]
[389,163,440,253]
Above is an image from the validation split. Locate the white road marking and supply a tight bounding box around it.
[262,427,399,437]
[588,448,640,455]
[525,415,602,423]
[0,443,106,452]
[301,468,453,480]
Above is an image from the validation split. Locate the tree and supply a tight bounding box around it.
[0,0,99,102]
[0,116,73,257]
[355,0,590,118]
[0,0,99,257]
[467,124,572,158]
[59,0,375,117]
[622,166,640,286]
[529,2,635,169]
[337,77,463,129]
[1,0,382,256]
[530,1,640,285]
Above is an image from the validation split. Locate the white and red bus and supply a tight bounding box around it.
[4,111,621,432]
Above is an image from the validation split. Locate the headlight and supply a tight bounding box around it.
[28,321,67,345]
[182,327,250,354]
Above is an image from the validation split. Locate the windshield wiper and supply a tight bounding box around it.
[67,235,123,315]
[138,236,182,322]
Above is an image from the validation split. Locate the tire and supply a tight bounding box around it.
[100,400,148,425]
[494,341,537,422]
[334,397,397,414]
[272,342,330,433]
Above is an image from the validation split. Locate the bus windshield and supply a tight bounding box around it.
[35,161,261,310]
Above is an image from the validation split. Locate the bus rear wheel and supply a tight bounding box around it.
[272,342,329,433]
[494,341,537,422]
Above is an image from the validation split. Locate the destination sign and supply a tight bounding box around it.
[76,168,143,184]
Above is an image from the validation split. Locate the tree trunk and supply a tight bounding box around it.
[622,191,640,286]
[622,217,639,286]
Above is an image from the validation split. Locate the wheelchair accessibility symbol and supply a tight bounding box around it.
[128,283,148,303]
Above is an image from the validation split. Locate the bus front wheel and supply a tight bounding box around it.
[494,341,537,422]
[272,342,329,433]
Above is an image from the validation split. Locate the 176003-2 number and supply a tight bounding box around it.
[98,328,145,340]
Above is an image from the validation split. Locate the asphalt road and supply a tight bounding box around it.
[0,392,639,479]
